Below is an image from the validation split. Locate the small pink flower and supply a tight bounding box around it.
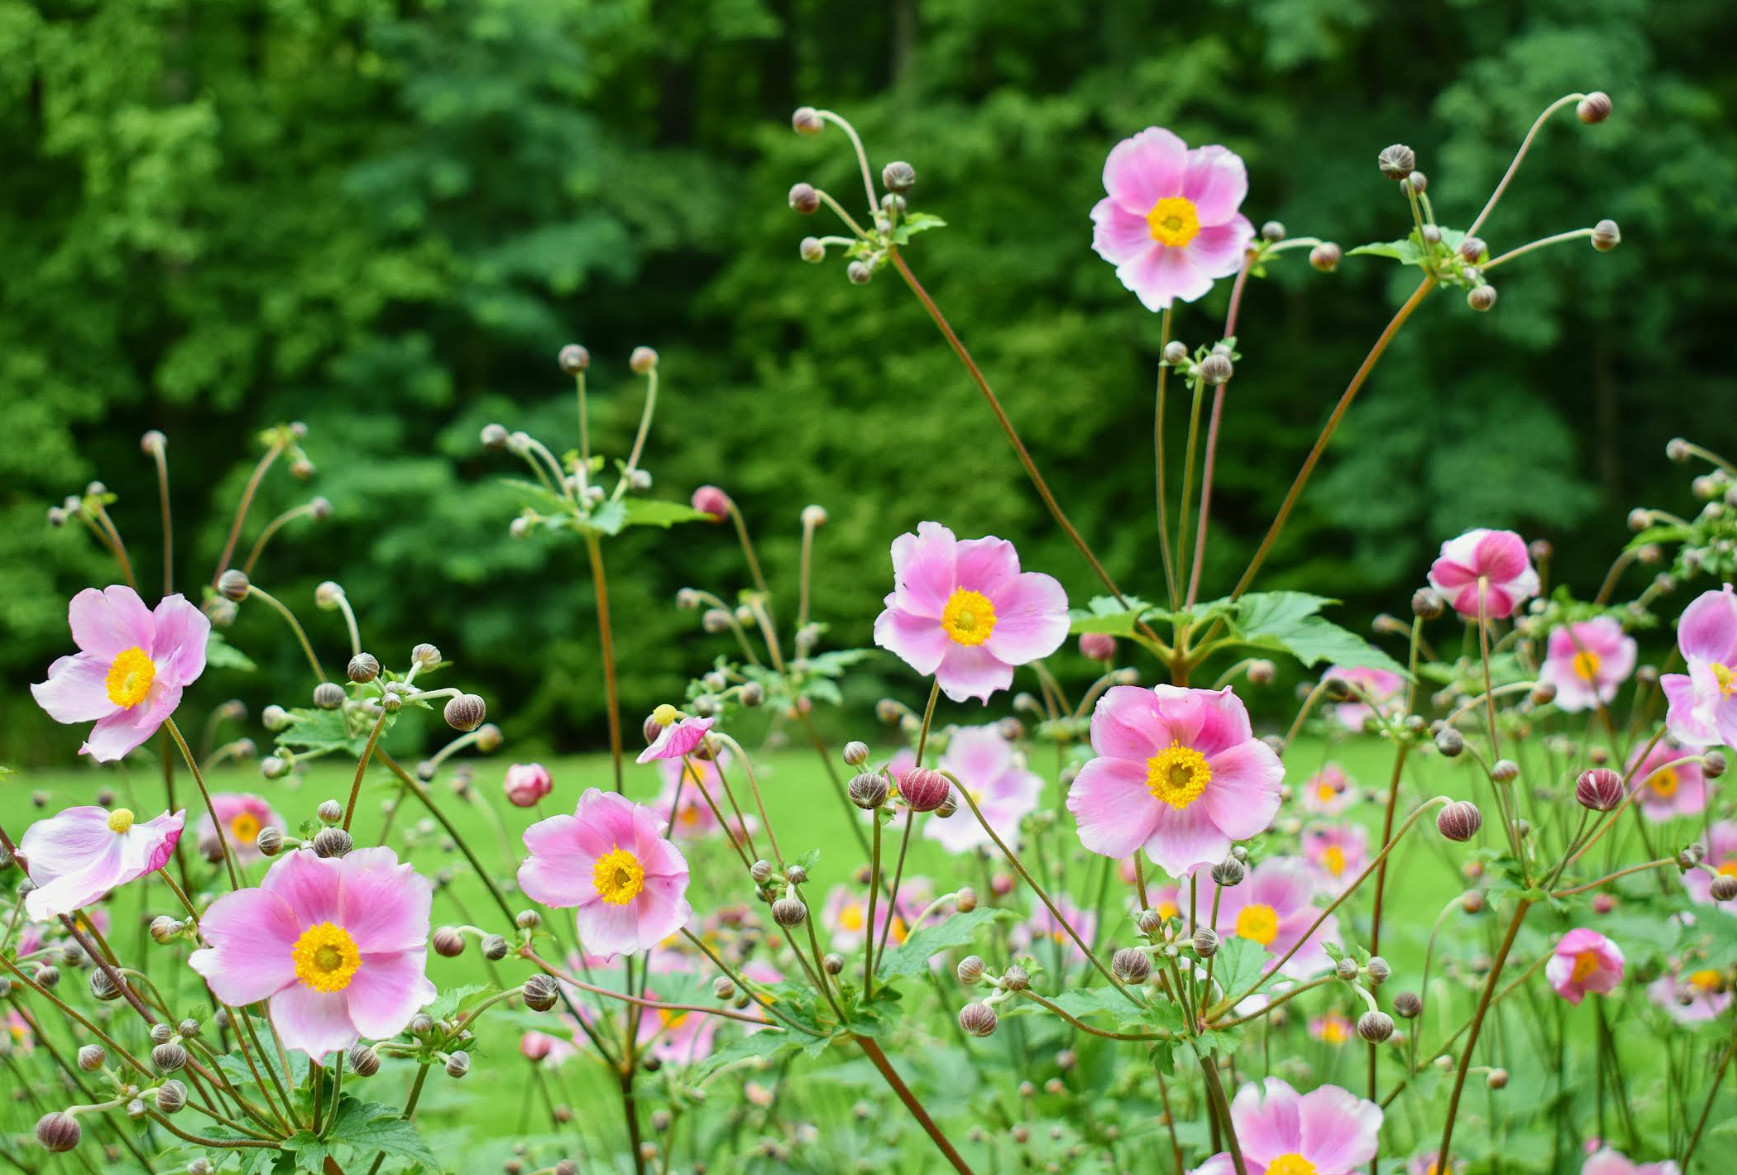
[1299,764,1358,816]
[520,1029,576,1065]
[503,763,554,808]
[1328,666,1405,731]
[1542,618,1636,712]
[654,749,737,839]
[1200,858,1338,979]
[636,713,715,764]
[30,585,210,762]
[1661,585,1737,748]
[4,1009,33,1055]
[690,485,732,520]
[1090,128,1254,311]
[1302,824,1369,896]
[1626,740,1706,823]
[519,789,692,959]
[196,793,282,864]
[1427,529,1540,621]
[925,726,1044,854]
[189,848,436,1061]
[1010,896,1097,966]
[1410,1154,1465,1175]
[1308,1010,1354,1045]
[822,880,932,952]
[873,522,1069,704]
[1684,821,1737,910]
[1067,684,1282,877]
[1646,968,1732,1025]
[1582,1148,1680,1175]
[20,806,184,921]
[1546,928,1625,1005]
[636,991,721,1064]
[1193,1077,1381,1175]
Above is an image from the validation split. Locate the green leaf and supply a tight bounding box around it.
[325,1097,442,1170]
[1208,937,1274,1003]
[619,498,713,529]
[283,1130,329,1172]
[1067,594,1159,636]
[206,629,257,672]
[879,908,1009,979]
[579,499,627,536]
[892,212,946,244]
[1229,590,1406,674]
[274,706,386,757]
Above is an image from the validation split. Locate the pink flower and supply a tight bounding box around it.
[1299,764,1358,816]
[1542,618,1636,712]
[654,749,735,839]
[873,522,1069,704]
[1546,928,1625,1005]
[196,793,282,865]
[1193,1078,1381,1175]
[3,1010,33,1055]
[1327,666,1405,731]
[1090,128,1254,312]
[1308,1010,1353,1045]
[1302,824,1369,896]
[822,880,932,952]
[1646,968,1732,1025]
[1010,897,1098,966]
[30,585,210,762]
[520,1030,577,1065]
[518,789,693,959]
[1067,684,1282,877]
[1626,740,1706,823]
[1662,585,1737,748]
[1426,529,1540,621]
[1684,821,1737,910]
[189,848,436,1061]
[1199,858,1338,979]
[503,763,553,808]
[1410,1154,1465,1175]
[1582,1148,1680,1175]
[636,992,721,1064]
[690,485,732,520]
[925,726,1044,854]
[20,806,184,921]
[637,713,715,764]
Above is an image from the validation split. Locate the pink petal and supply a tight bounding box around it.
[1180,145,1249,225]
[1185,218,1254,276]
[1201,741,1283,840]
[952,536,1022,598]
[1118,244,1212,312]
[339,851,432,954]
[1091,197,1155,265]
[934,644,1013,704]
[150,594,210,685]
[1296,1083,1382,1172]
[1103,127,1188,215]
[1248,859,1317,916]
[1090,685,1167,760]
[1067,757,1160,858]
[1230,1077,1302,1164]
[67,585,154,659]
[189,889,302,1004]
[888,521,959,619]
[984,571,1069,666]
[519,817,599,910]
[577,898,643,957]
[80,683,181,762]
[270,986,359,1060]
[1144,799,1232,877]
[262,850,342,926]
[1679,586,1737,663]
[874,605,950,677]
[31,653,119,724]
[1189,687,1255,756]
[344,950,437,1039]
[1582,1151,1638,1175]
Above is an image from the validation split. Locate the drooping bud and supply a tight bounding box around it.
[1378,144,1417,180]
[959,1002,998,1037]
[881,161,916,193]
[152,1042,188,1072]
[1357,1011,1395,1043]
[313,682,346,710]
[788,183,820,215]
[445,1051,470,1078]
[1310,242,1342,273]
[347,653,380,683]
[629,346,659,375]
[771,898,808,928]
[900,768,951,813]
[217,569,250,602]
[444,694,487,732]
[956,886,978,913]
[1577,92,1612,124]
[523,974,561,1013]
[1576,768,1625,812]
[348,1044,380,1077]
[36,1112,80,1152]
[1437,801,1483,842]
[433,927,466,958]
[791,107,824,136]
[156,1080,188,1114]
[1467,285,1498,312]
[1191,928,1220,958]
[1112,948,1153,984]
[956,955,986,985]
[1591,219,1621,252]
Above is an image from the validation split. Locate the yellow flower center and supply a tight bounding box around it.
[592,846,646,906]
[651,704,679,727]
[1714,663,1737,698]
[7,1022,25,1044]
[230,812,262,846]
[1234,903,1279,947]
[1318,1014,1350,1044]
[1651,767,1680,798]
[1146,742,1211,809]
[104,646,155,709]
[1569,949,1602,984]
[1718,860,1737,879]
[1145,196,1201,247]
[678,807,700,826]
[1322,845,1347,876]
[839,904,865,932]
[1689,969,1726,993]
[940,589,997,647]
[1156,900,1180,921]
[107,808,135,834]
[1572,650,1602,682]
[291,922,362,993]
[1315,782,1338,802]
[1267,1154,1318,1175]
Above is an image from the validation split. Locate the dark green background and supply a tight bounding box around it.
[4,0,1734,764]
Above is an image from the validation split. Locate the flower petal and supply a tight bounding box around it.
[68,585,154,659]
[1230,1077,1302,1165]
[984,571,1069,666]
[1089,685,1165,760]
[344,950,437,1039]
[189,888,303,1004]
[1104,127,1188,215]
[1091,197,1156,265]
[269,985,359,1061]
[934,643,1013,704]
[1296,1083,1382,1173]
[30,654,120,724]
[1181,145,1249,225]
[262,850,343,927]
[1143,799,1231,877]
[1067,757,1160,858]
[874,605,949,678]
[150,594,210,685]
[1201,740,1283,840]
[888,521,958,619]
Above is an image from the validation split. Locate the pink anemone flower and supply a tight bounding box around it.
[654,749,735,839]
[926,725,1044,854]
[1009,896,1098,967]
[189,848,436,1061]
[1427,529,1539,621]
[1193,1077,1382,1175]
[1302,824,1369,896]
[1299,763,1358,816]
[30,585,210,762]
[520,1029,577,1065]
[518,789,692,959]
[873,522,1069,704]
[20,806,184,921]
[1542,618,1637,712]
[1626,740,1706,823]
[1685,821,1737,910]
[503,763,554,808]
[636,992,722,1065]
[1090,127,1254,311]
[822,879,932,952]
[1546,928,1625,1005]
[1582,1149,1680,1175]
[4,1010,34,1055]
[1067,684,1282,877]
[197,793,283,865]
[637,712,715,764]
[1646,968,1732,1025]
[1199,858,1338,979]
[1662,585,1737,748]
[1327,666,1405,732]
[1308,1010,1354,1045]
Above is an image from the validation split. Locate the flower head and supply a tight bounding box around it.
[20,806,184,921]
[3,1010,33,1055]
[822,879,932,952]
[503,763,554,808]
[1662,585,1737,748]
[873,522,1069,704]
[925,726,1044,853]
[635,991,722,1065]
[1192,1077,1382,1175]
[1581,1148,1680,1175]
[1067,684,1282,877]
[1546,928,1625,1005]
[1299,764,1358,816]
[1090,128,1254,311]
[1009,896,1098,967]
[1426,530,1540,621]
[1683,820,1737,910]
[189,848,436,1060]
[1626,740,1706,823]
[1198,858,1338,979]
[636,711,715,764]
[30,585,210,761]
[1541,618,1637,712]
[1327,666,1404,731]
[197,793,282,864]
[1646,967,1731,1025]
[518,789,693,959]
[1308,1010,1354,1045]
[1302,824,1369,896]
[653,749,735,839]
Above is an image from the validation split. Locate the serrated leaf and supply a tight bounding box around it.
[326,1097,442,1170]
[206,629,257,672]
[879,908,1008,979]
[892,212,946,244]
[283,1130,329,1172]
[1208,937,1274,1003]
[1229,591,1406,674]
[274,706,387,756]
[618,498,713,529]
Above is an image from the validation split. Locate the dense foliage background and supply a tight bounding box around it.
[5,0,1736,764]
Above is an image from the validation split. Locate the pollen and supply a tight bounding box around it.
[1651,767,1680,798]
[107,808,135,833]
[592,846,646,906]
[104,646,156,709]
[1234,903,1280,947]
[230,812,263,846]
[1266,1155,1318,1175]
[1146,196,1201,247]
[1568,949,1602,984]
[1145,742,1211,809]
[1571,650,1602,681]
[291,922,362,993]
[1689,969,1727,993]
[940,588,997,647]
[1714,662,1737,698]
[1322,844,1347,876]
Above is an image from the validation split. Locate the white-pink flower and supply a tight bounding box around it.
[1327,666,1404,731]
[196,793,283,865]
[1302,824,1369,896]
[503,763,554,808]
[1193,1078,1382,1175]
[1546,928,1625,1005]
[637,713,716,763]
[873,522,1069,704]
[1646,968,1732,1025]
[1198,858,1338,979]
[1009,896,1098,967]
[1299,763,1358,816]
[30,585,210,761]
[926,725,1044,854]
[1427,529,1539,621]
[653,749,737,839]
[822,879,932,952]
[1627,740,1706,824]
[1090,128,1255,311]
[1684,821,1737,910]
[1661,585,1737,748]
[1067,684,1282,877]
[20,805,184,921]
[1541,618,1636,712]
[518,789,692,959]
[1582,1147,1679,1175]
[189,848,436,1061]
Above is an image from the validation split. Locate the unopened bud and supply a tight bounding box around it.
[1435,727,1465,757]
[217,569,250,602]
[1366,956,1391,984]
[349,1044,380,1077]
[1487,1067,1509,1089]
[482,935,509,961]
[1437,801,1482,842]
[1357,1011,1395,1043]
[959,1002,998,1037]
[523,974,560,1012]
[1309,242,1342,273]
[791,106,823,135]
[771,898,808,928]
[882,161,916,193]
[152,1042,188,1072]
[901,768,950,812]
[1591,219,1621,252]
[156,1080,188,1114]
[842,741,870,767]
[36,1112,80,1153]
[347,653,380,683]
[1576,768,1625,812]
[956,886,978,913]
[1711,875,1737,902]
[1000,965,1030,992]
[1199,353,1234,385]
[444,694,487,732]
[789,183,820,214]
[558,344,590,374]
[1211,858,1246,887]
[77,1044,106,1072]
[1192,928,1220,958]
[255,826,284,856]
[445,1051,470,1078]
[1112,948,1153,983]
[1393,991,1422,1018]
[1467,285,1498,312]
[957,955,986,985]
[629,346,659,375]
[1378,144,1417,180]
[1577,92,1612,124]
[433,928,466,958]
[313,682,346,710]
[313,827,352,858]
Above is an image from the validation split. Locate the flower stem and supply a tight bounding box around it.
[211,438,285,588]
[164,715,242,891]
[583,534,625,792]
[1154,306,1179,606]
[1434,899,1532,1169]
[1186,250,1256,608]
[855,1034,979,1175]
[1200,1052,1248,1175]
[341,707,392,832]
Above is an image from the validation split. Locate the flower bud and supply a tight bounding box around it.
[348,1044,380,1077]
[558,344,590,375]
[1437,801,1482,842]
[956,886,978,913]
[1309,242,1342,273]
[482,934,509,961]
[1457,236,1486,263]
[1680,843,1707,870]
[1706,751,1728,779]
[1711,875,1737,902]
[156,1079,188,1114]
[789,183,820,214]
[433,927,466,958]
[1357,1011,1395,1043]
[36,1112,80,1152]
[1576,768,1625,812]
[1161,340,1189,366]
[152,1042,188,1072]
[846,260,872,285]
[785,864,809,886]
[1490,759,1519,784]
[1467,284,1498,312]
[955,955,987,985]
[845,770,889,810]
[217,569,250,602]
[77,1044,106,1072]
[1366,956,1391,984]
[1199,353,1234,385]
[149,915,180,945]
[1260,220,1286,242]
[1487,1067,1509,1089]
[1336,957,1360,981]
[316,799,344,824]
[1393,991,1422,1018]
[443,693,486,732]
[313,682,346,710]
[255,826,284,857]
[411,642,441,667]
[445,1051,470,1078]
[1378,144,1417,180]
[523,974,561,1012]
[691,486,732,520]
[629,346,659,375]
[313,827,352,858]
[959,1002,998,1037]
[1137,908,1165,936]
[712,976,736,1000]
[1435,727,1465,757]
[842,741,870,767]
[516,909,542,931]
[1112,948,1153,983]
[347,653,380,683]
[1077,633,1117,663]
[751,859,774,883]
[901,767,951,812]
[1591,218,1621,252]
[823,952,845,975]
[1577,92,1612,124]
[1211,858,1246,887]
[1192,928,1220,958]
[882,161,916,193]
[792,106,823,136]
[1000,965,1030,992]
[771,898,808,928]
